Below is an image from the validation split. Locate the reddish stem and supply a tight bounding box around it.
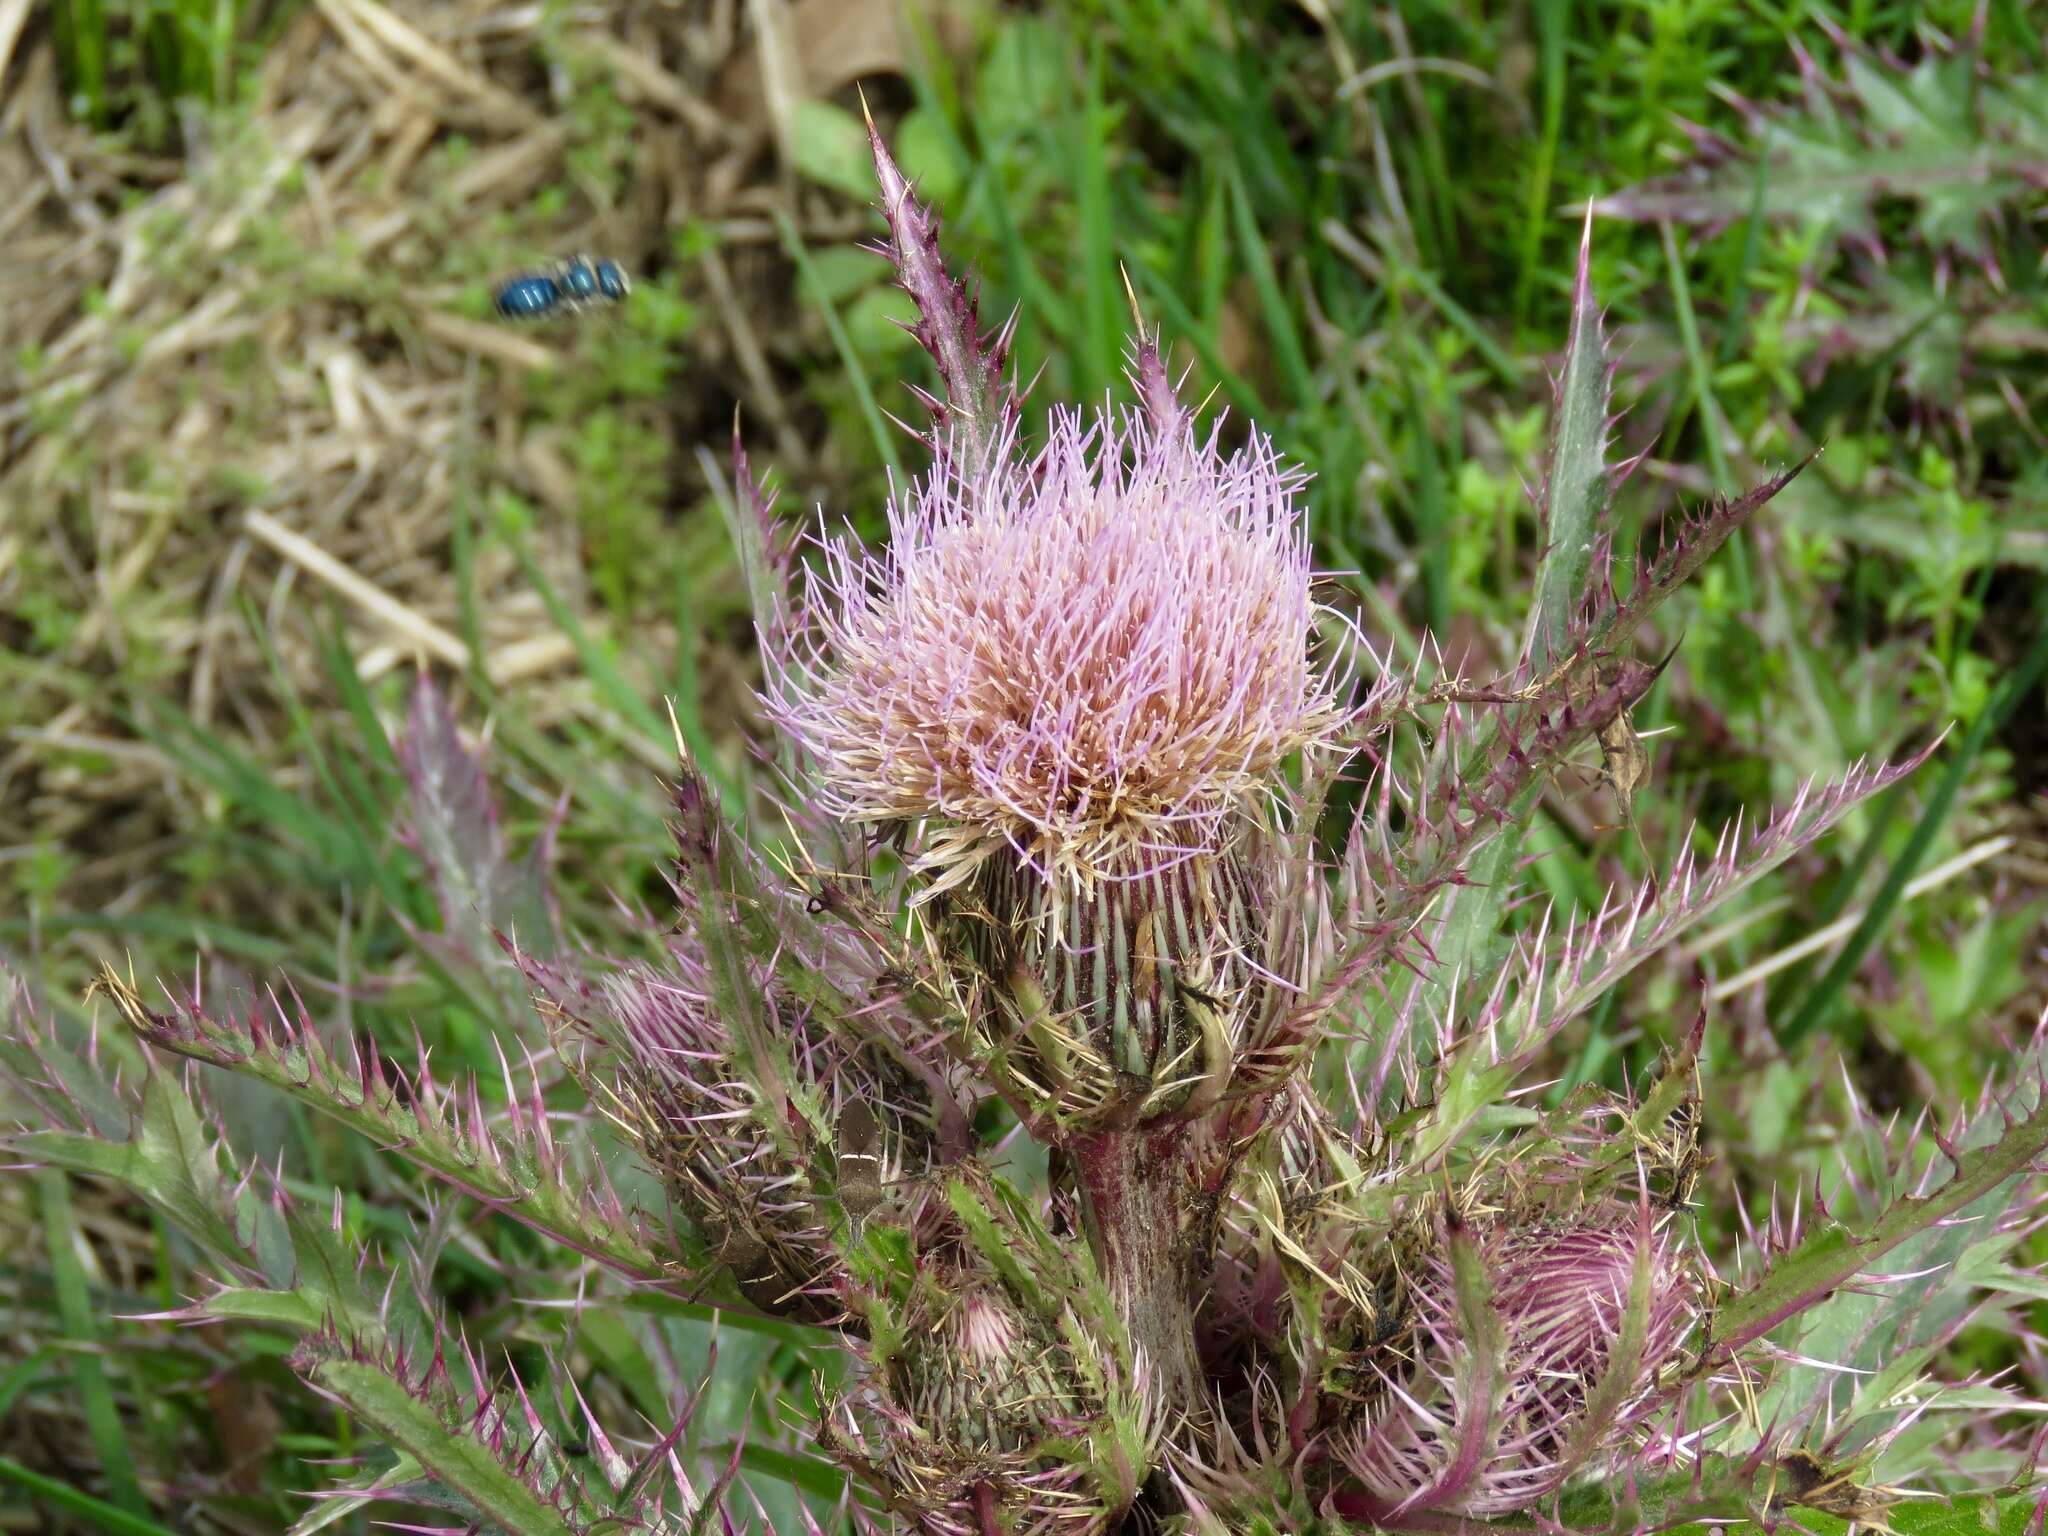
[1069,1124,1203,1414]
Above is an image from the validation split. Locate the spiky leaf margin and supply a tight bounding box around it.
[84,966,676,1286]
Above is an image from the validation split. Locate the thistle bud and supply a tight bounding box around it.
[1338,1200,1703,1518]
[892,1283,1079,1454]
[836,1270,1138,1535]
[520,947,889,1321]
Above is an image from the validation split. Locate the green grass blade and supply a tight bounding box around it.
[314,619,407,787]
[0,1346,61,1424]
[0,909,294,962]
[1400,356,1451,636]
[38,1170,151,1517]
[451,358,489,673]
[0,1455,178,1536]
[497,510,714,792]
[51,0,110,127]
[712,1440,869,1508]
[1073,39,1120,399]
[776,211,906,488]
[1714,128,1774,367]
[244,601,414,913]
[1512,0,1570,332]
[1764,776,1909,1013]
[1390,255,1523,389]
[1660,220,1735,494]
[1227,164,1315,408]
[208,0,237,103]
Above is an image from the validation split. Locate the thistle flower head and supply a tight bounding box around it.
[1340,1201,1703,1518]
[834,1274,1137,1535]
[772,403,1342,896]
[891,1282,1080,1456]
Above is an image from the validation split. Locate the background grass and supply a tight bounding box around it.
[3,0,2045,1528]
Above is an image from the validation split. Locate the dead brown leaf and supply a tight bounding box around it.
[713,0,976,142]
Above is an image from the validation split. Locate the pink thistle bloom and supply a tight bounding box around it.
[770,403,1344,898]
[955,1290,1025,1368]
[1340,1204,1704,1518]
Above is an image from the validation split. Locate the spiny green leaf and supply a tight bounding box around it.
[1524,204,1613,670]
[1602,42,2047,260]
[1408,211,1615,1067]
[296,1354,580,1536]
[1556,1466,2047,1536]
[89,970,673,1288]
[1708,1067,2048,1364]
[14,1070,280,1286]
[945,1177,1048,1317]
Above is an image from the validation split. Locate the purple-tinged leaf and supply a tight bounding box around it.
[398,674,560,967]
[1361,457,1808,1110]
[1247,658,1661,1092]
[1488,747,1932,1067]
[1129,328,1189,439]
[399,674,502,920]
[864,109,1019,472]
[1588,455,1812,661]
[0,961,130,1140]
[392,674,561,1055]
[1392,753,1925,1172]
[87,966,674,1290]
[1596,34,2047,262]
[517,944,851,1325]
[723,420,800,649]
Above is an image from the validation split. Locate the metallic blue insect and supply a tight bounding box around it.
[492,255,631,320]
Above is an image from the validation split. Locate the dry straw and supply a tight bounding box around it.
[0,0,956,954]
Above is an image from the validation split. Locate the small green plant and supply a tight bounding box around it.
[1602,21,2048,700]
[51,0,285,142]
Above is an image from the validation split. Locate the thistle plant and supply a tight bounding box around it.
[8,123,2048,1536]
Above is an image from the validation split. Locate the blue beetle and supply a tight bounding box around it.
[492,255,630,320]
